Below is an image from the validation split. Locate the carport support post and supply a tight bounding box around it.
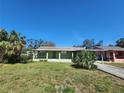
[58,52,61,59]
[101,52,104,61]
[35,51,38,59]
[33,51,35,61]
[46,52,48,59]
[113,52,116,62]
[72,52,74,59]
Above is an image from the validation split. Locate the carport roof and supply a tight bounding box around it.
[93,46,124,51]
[33,46,124,52]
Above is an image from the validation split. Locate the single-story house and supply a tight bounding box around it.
[33,47,85,62]
[33,46,124,62]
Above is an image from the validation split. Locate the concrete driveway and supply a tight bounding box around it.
[95,62,124,79]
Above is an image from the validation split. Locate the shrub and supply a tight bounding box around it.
[72,51,97,70]
[20,55,28,63]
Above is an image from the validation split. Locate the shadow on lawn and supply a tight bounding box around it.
[1,60,33,64]
[71,64,84,69]
[71,64,97,70]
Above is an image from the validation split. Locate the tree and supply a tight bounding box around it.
[0,41,10,62]
[108,44,114,47]
[40,41,55,47]
[73,39,104,48]
[0,29,26,63]
[82,39,94,49]
[8,30,26,63]
[95,40,103,46]
[0,29,8,41]
[27,39,55,49]
[116,38,124,47]
[72,51,97,70]
[27,39,44,49]
[0,29,10,62]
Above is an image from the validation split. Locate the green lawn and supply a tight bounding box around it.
[106,63,124,68]
[0,62,124,93]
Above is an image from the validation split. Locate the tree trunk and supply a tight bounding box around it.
[0,48,4,63]
[0,55,4,63]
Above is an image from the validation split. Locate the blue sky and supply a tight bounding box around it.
[0,0,124,46]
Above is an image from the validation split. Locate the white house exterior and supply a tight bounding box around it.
[32,46,124,63]
[33,47,85,62]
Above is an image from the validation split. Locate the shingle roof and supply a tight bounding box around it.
[33,47,85,51]
[33,46,124,52]
[95,46,124,51]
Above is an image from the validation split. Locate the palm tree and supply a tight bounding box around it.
[8,30,26,63]
[0,29,26,63]
[0,29,8,41]
[0,41,10,62]
[0,29,9,62]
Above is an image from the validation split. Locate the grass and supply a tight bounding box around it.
[0,62,124,93]
[105,63,124,68]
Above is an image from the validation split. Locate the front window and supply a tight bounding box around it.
[37,51,46,58]
[61,51,72,59]
[48,51,59,59]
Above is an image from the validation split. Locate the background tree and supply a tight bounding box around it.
[95,40,103,46]
[108,44,114,47]
[73,39,104,48]
[27,39,55,49]
[82,39,95,49]
[27,39,44,49]
[40,41,55,47]
[116,38,124,47]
